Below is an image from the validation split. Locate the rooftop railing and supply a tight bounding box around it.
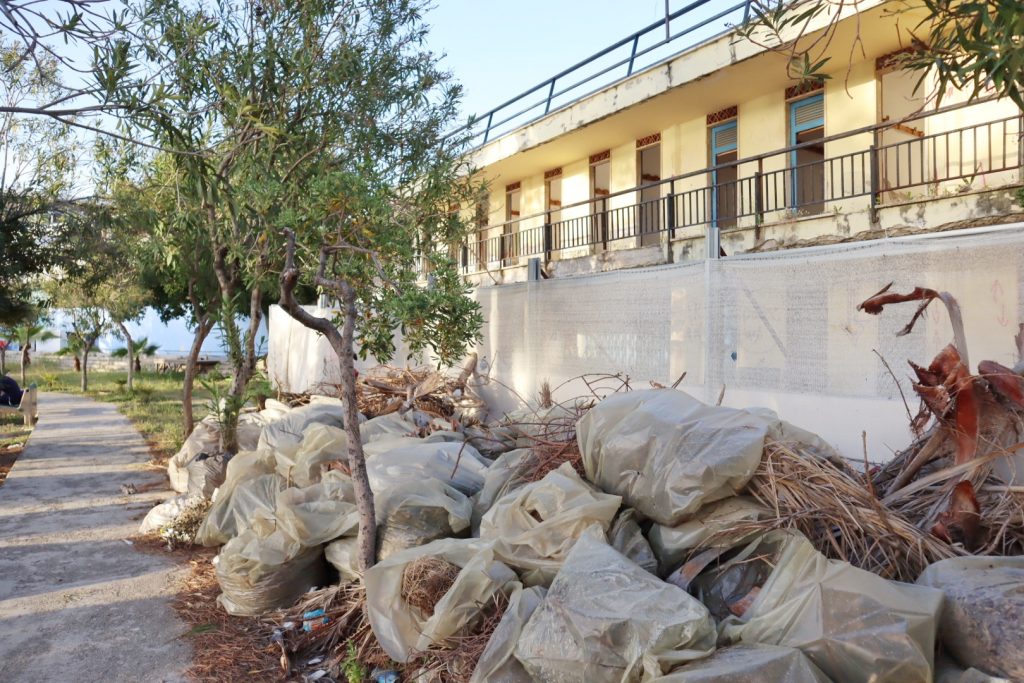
[460,100,1024,273]
[450,0,754,148]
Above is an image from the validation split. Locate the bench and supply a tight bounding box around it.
[0,383,38,426]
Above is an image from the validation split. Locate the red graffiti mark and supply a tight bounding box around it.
[991,279,1009,327]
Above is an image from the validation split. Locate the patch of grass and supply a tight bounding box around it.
[9,358,213,464]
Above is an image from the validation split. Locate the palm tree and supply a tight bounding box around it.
[112,337,160,373]
[11,322,57,385]
[56,332,92,373]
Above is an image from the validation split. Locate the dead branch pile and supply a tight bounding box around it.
[350,359,486,423]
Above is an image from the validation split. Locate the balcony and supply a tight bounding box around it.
[461,100,1024,277]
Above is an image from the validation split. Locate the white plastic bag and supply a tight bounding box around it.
[707,531,942,683]
[649,643,829,682]
[257,397,345,460]
[375,479,473,560]
[578,389,832,525]
[515,530,717,682]
[273,471,357,547]
[480,463,621,586]
[469,585,546,683]
[196,473,286,547]
[364,538,519,663]
[139,495,197,534]
[216,527,328,616]
[364,438,489,496]
[275,422,348,487]
[648,497,768,576]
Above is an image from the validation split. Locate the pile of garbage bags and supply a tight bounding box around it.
[142,386,1017,680]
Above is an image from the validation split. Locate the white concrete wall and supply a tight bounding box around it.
[268,222,1024,462]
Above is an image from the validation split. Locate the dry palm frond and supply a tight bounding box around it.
[709,441,962,581]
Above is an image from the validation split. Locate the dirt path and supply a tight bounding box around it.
[0,393,191,682]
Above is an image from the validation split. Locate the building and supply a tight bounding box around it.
[457,0,1023,284]
[270,0,1024,457]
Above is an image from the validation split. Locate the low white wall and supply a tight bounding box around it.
[268,222,1024,461]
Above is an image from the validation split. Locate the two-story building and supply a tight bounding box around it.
[457,0,1022,284]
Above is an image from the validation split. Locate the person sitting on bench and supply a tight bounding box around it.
[0,374,23,407]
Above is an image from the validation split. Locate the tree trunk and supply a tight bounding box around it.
[117,322,135,392]
[183,317,215,438]
[20,345,27,386]
[221,288,263,454]
[0,346,6,375]
[73,354,81,373]
[278,231,376,570]
[81,349,90,392]
[135,356,142,373]
[338,286,376,571]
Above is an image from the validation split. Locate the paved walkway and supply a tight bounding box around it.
[0,393,190,682]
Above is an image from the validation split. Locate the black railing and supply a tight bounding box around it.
[450,0,753,147]
[462,101,1024,273]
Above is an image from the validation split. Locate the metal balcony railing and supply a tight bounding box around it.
[461,100,1024,273]
[449,0,754,148]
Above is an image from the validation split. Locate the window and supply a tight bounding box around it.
[709,120,738,229]
[789,93,825,214]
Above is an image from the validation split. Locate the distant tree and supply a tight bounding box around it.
[7,318,56,385]
[0,41,87,322]
[111,336,159,373]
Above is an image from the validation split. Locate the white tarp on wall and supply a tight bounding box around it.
[268,223,1024,461]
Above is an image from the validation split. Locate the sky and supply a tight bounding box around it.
[423,1,677,123]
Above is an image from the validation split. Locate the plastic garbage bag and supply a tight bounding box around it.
[648,497,768,576]
[325,537,361,583]
[514,529,717,682]
[480,463,621,586]
[649,643,829,683]
[139,495,197,534]
[472,448,535,532]
[364,538,519,663]
[216,527,328,616]
[186,452,230,499]
[276,423,348,487]
[917,556,1024,680]
[577,389,833,525]
[361,412,419,443]
[168,410,277,492]
[935,654,1010,683]
[257,397,345,460]
[609,508,658,575]
[273,471,358,547]
[702,530,942,683]
[376,479,473,561]
[469,585,546,683]
[168,417,220,493]
[196,473,286,547]
[364,438,489,496]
